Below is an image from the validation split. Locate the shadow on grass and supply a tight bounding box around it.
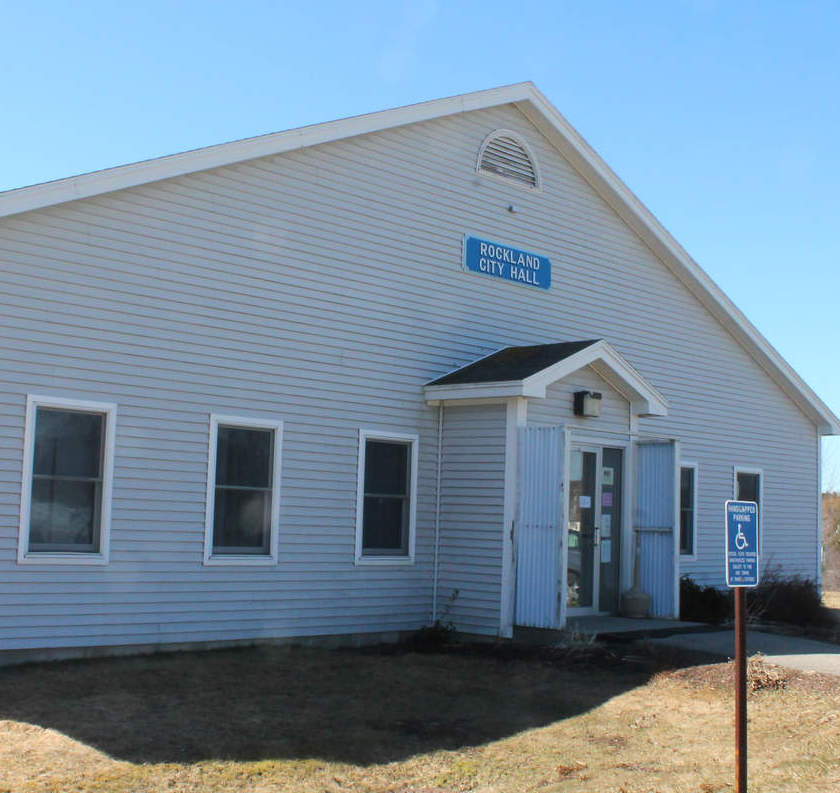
[0,641,704,765]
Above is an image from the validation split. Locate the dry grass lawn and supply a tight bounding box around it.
[0,642,838,793]
[823,590,840,612]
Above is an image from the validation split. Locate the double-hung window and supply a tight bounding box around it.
[18,395,116,564]
[355,429,418,564]
[679,463,697,556]
[204,415,283,565]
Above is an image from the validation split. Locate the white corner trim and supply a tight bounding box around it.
[672,440,682,618]
[354,428,419,566]
[203,413,283,566]
[816,439,823,592]
[18,394,118,566]
[500,398,527,638]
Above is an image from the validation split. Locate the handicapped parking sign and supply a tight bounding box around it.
[725,500,759,588]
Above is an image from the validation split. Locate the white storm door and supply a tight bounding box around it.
[635,439,680,617]
[514,425,564,628]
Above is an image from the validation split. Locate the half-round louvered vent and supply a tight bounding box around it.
[478,132,538,188]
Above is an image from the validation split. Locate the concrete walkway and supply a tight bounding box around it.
[648,629,840,676]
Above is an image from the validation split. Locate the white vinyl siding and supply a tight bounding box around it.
[0,101,821,651]
[436,404,507,636]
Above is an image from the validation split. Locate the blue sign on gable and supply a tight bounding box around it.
[725,500,759,587]
[463,236,551,290]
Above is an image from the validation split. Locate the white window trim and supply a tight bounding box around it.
[18,394,117,566]
[355,428,419,566]
[203,413,283,566]
[679,461,698,561]
[475,128,542,192]
[733,465,763,554]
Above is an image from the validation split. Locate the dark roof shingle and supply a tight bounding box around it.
[428,340,601,386]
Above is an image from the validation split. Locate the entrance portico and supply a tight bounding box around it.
[426,339,679,638]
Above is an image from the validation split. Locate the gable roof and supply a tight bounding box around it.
[424,340,668,418]
[0,82,837,434]
[429,341,600,386]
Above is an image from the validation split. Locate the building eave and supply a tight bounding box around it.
[0,83,537,220]
[0,81,836,434]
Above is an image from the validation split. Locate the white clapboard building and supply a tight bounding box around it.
[1,83,837,659]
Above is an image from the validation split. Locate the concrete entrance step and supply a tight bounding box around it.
[513,617,712,644]
[566,615,710,640]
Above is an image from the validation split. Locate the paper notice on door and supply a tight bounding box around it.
[602,467,614,486]
[602,491,613,508]
[579,495,592,509]
[601,514,611,538]
[601,539,611,564]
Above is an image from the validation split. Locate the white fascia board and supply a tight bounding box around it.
[518,88,840,436]
[588,351,669,417]
[522,340,668,416]
[423,381,525,403]
[519,344,605,397]
[0,83,537,220]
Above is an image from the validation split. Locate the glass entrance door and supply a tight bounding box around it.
[567,449,597,609]
[566,446,623,614]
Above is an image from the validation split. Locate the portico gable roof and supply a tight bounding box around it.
[424,340,668,417]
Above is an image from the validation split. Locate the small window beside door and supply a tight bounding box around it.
[734,467,762,546]
[679,463,697,556]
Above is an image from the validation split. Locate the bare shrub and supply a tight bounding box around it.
[747,653,790,692]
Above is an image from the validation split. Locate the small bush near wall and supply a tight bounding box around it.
[680,576,731,624]
[680,572,827,628]
[748,569,824,626]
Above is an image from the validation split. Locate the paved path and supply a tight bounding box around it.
[648,629,840,676]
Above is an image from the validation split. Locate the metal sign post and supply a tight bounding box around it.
[725,500,759,793]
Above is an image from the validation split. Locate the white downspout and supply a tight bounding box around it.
[432,403,444,623]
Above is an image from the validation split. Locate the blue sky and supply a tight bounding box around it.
[2,1,839,487]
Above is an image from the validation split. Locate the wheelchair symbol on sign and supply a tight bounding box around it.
[735,526,749,550]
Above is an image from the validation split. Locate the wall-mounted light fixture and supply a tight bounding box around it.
[573,390,602,417]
